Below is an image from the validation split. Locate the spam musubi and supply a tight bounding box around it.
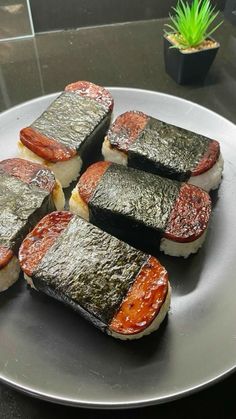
[19,212,171,340]
[69,162,211,258]
[0,158,64,291]
[18,81,114,187]
[102,111,223,192]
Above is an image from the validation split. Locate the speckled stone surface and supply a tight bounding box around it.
[0,18,236,124]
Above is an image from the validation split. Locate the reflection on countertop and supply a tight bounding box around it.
[0,17,235,123]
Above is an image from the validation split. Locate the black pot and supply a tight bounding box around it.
[163,35,220,84]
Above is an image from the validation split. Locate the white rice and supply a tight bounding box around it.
[160,230,207,258]
[18,141,82,188]
[24,273,37,290]
[108,283,171,340]
[188,153,224,192]
[0,256,20,292]
[102,138,224,192]
[102,137,128,165]
[52,180,65,210]
[69,188,89,221]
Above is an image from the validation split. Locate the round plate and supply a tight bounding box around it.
[0,88,236,408]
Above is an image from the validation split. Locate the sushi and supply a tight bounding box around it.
[18,81,114,188]
[0,158,65,292]
[19,211,171,340]
[102,111,223,192]
[69,162,211,258]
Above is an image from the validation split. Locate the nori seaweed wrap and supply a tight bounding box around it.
[69,162,211,258]
[19,81,114,187]
[102,111,223,192]
[19,212,170,340]
[0,158,64,292]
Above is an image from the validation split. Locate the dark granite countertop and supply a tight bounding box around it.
[1,17,236,123]
[0,17,236,418]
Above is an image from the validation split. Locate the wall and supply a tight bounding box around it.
[0,0,229,41]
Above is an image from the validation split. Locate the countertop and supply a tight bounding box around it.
[0,17,236,418]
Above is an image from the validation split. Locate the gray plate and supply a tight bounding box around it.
[0,88,236,409]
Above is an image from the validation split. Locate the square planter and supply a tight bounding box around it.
[164,35,220,84]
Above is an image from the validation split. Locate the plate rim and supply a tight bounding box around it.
[0,86,235,129]
[1,363,235,409]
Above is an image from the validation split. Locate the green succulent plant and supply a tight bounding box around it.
[165,0,223,49]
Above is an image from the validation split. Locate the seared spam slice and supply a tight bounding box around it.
[19,81,114,187]
[102,111,223,192]
[69,162,211,258]
[19,212,170,340]
[0,158,65,292]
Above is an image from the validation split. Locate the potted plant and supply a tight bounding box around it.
[164,0,223,84]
